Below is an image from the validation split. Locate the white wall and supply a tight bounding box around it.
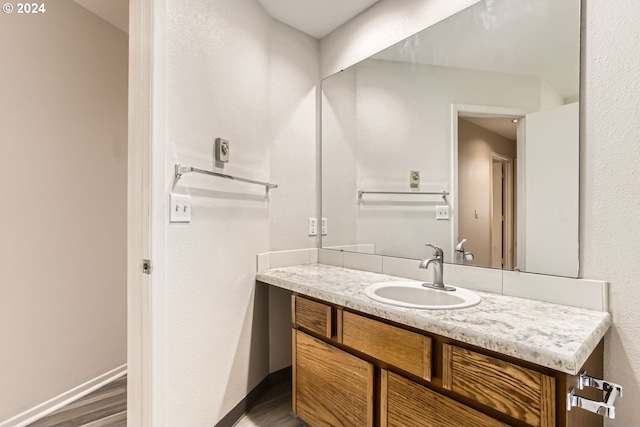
[0,2,128,422]
[267,20,319,375]
[539,78,564,111]
[164,0,318,424]
[268,22,319,253]
[321,67,359,249]
[322,59,543,260]
[581,0,640,425]
[525,103,579,277]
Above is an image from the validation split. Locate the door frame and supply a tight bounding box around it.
[490,153,515,270]
[128,0,166,425]
[450,104,529,264]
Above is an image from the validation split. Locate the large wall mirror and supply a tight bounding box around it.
[321,0,580,277]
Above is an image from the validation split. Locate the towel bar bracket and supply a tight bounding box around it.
[567,371,623,419]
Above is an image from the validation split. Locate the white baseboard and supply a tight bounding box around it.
[0,364,127,427]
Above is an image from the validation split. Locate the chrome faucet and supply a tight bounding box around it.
[419,243,455,291]
[454,239,475,265]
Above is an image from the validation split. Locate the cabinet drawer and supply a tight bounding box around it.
[294,330,374,427]
[292,295,332,338]
[443,344,555,427]
[383,370,508,427]
[342,311,431,380]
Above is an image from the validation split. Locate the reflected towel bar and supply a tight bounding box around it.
[175,164,278,192]
[358,189,449,200]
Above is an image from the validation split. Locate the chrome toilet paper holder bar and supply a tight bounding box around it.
[567,371,623,419]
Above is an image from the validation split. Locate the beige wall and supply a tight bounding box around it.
[0,2,128,421]
[458,119,516,267]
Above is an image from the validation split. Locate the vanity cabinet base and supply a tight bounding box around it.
[291,295,604,427]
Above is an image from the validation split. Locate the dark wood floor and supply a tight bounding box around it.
[233,382,308,427]
[26,375,305,427]
[27,376,126,427]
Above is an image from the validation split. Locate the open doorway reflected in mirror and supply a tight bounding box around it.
[457,114,521,270]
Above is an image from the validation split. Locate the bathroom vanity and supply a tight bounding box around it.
[257,264,613,427]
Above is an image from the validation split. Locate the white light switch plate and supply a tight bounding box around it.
[170,194,191,222]
[321,218,328,235]
[436,205,450,220]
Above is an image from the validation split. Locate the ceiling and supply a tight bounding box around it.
[69,0,578,99]
[463,117,518,140]
[373,0,580,99]
[72,0,128,33]
[72,0,378,39]
[257,0,379,38]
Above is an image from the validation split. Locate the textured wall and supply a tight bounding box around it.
[267,19,319,374]
[268,21,319,252]
[581,0,640,424]
[164,0,318,424]
[0,2,127,421]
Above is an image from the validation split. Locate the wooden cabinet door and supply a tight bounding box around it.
[294,330,374,427]
[443,344,555,427]
[382,370,509,427]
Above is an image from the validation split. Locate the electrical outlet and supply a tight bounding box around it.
[170,193,191,222]
[308,218,318,236]
[321,218,328,235]
[436,205,450,220]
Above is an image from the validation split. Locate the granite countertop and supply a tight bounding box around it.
[257,263,612,375]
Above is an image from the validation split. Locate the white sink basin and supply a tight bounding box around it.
[365,281,481,310]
